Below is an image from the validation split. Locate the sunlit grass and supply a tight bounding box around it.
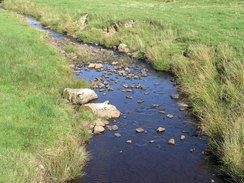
[0,10,93,182]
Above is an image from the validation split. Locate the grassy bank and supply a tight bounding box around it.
[1,0,244,182]
[0,9,95,182]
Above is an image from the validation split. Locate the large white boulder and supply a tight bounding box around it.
[84,103,121,118]
[63,88,98,104]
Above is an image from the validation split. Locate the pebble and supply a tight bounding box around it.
[190,148,196,152]
[171,94,179,99]
[123,84,129,88]
[179,102,189,107]
[107,125,119,131]
[149,140,155,143]
[180,135,186,141]
[167,114,174,118]
[103,93,107,96]
[111,61,118,65]
[168,138,175,145]
[126,89,133,92]
[151,104,159,108]
[136,84,146,90]
[159,110,165,114]
[114,133,121,137]
[137,99,144,103]
[108,87,114,91]
[126,96,133,99]
[157,127,166,133]
[136,128,145,133]
[179,108,186,111]
[126,140,133,144]
[144,92,149,95]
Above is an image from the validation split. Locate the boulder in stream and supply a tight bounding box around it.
[63,88,98,104]
[84,102,121,118]
[93,125,105,134]
[136,128,145,133]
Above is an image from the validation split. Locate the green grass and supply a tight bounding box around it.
[1,0,244,182]
[0,9,95,182]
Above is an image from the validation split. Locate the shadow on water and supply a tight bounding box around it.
[15,13,224,183]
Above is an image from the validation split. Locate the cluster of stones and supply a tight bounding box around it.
[82,62,191,145]
[63,88,121,135]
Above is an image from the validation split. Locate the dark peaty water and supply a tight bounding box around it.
[25,16,223,183]
[75,63,222,183]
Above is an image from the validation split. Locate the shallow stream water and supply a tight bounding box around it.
[26,16,223,183]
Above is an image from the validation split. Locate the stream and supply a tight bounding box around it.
[26,16,223,183]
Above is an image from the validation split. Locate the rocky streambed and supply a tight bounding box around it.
[26,17,223,183]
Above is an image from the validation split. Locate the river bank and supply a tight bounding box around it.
[0,9,95,182]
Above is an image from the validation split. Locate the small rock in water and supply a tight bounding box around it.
[151,104,159,108]
[88,63,95,69]
[108,87,114,91]
[93,126,105,134]
[103,93,107,96]
[179,108,186,111]
[126,89,133,92]
[108,125,118,131]
[95,64,103,69]
[123,84,129,88]
[168,138,175,145]
[167,114,174,119]
[171,94,179,99]
[137,99,144,103]
[154,83,160,85]
[126,140,133,144]
[159,110,165,114]
[144,92,149,95]
[136,128,145,133]
[134,75,139,79]
[114,133,121,137]
[180,135,186,141]
[149,140,155,143]
[190,148,196,152]
[157,127,166,133]
[136,84,146,90]
[126,96,133,99]
[179,102,189,108]
[111,61,118,65]
[99,89,106,92]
